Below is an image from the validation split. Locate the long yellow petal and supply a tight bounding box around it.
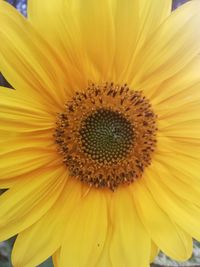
[28,0,171,86]
[28,0,89,87]
[150,160,200,207]
[130,1,200,91]
[145,167,200,242]
[28,0,112,83]
[150,57,200,105]
[94,195,112,267]
[0,86,51,114]
[110,187,151,267]
[60,189,107,267]
[154,152,200,187]
[0,87,54,132]
[156,136,200,161]
[0,166,66,242]
[11,179,82,267]
[133,180,192,261]
[0,145,59,179]
[0,133,54,157]
[76,0,115,81]
[158,118,200,139]
[136,0,171,49]
[115,0,171,83]
[0,1,69,110]
[0,146,60,188]
[52,180,85,267]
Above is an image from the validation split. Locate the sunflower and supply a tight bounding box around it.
[0,0,200,266]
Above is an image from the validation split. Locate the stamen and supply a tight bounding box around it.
[54,83,157,191]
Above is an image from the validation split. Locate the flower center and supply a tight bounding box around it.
[54,83,157,190]
[79,108,134,164]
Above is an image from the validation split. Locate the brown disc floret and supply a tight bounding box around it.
[54,83,157,190]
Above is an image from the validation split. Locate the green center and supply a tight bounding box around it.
[79,108,134,164]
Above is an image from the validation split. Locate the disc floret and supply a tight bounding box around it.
[55,83,157,190]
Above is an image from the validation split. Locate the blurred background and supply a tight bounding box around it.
[1,0,199,266]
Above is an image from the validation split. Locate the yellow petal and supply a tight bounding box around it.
[0,166,66,242]
[0,148,59,188]
[110,187,151,267]
[156,136,200,161]
[28,0,63,45]
[0,133,54,157]
[150,57,200,105]
[111,0,139,83]
[136,0,171,50]
[116,0,171,83]
[52,250,61,267]
[0,145,59,180]
[131,1,200,91]
[52,180,84,267]
[60,189,107,267]
[77,0,115,81]
[150,242,159,263]
[0,86,52,116]
[28,0,171,85]
[0,1,69,110]
[0,86,59,184]
[158,118,200,139]
[12,179,81,267]
[157,91,200,140]
[144,167,200,242]
[94,195,112,267]
[0,87,54,132]
[157,102,200,124]
[28,0,89,87]
[95,239,112,267]
[154,152,200,188]
[28,0,111,83]
[152,160,200,207]
[133,179,192,261]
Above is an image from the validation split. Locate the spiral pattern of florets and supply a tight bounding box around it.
[79,108,134,164]
[54,83,157,190]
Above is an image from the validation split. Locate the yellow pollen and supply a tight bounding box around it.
[54,83,157,190]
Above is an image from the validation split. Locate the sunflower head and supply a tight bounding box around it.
[1,1,200,267]
[54,82,157,190]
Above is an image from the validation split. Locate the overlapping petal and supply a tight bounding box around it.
[114,0,172,83]
[12,179,82,267]
[0,86,60,188]
[109,188,151,267]
[149,56,200,105]
[0,87,54,132]
[130,1,200,90]
[60,189,107,267]
[0,166,66,242]
[133,180,192,261]
[144,166,200,242]
[28,0,171,83]
[28,0,90,83]
[0,1,77,110]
